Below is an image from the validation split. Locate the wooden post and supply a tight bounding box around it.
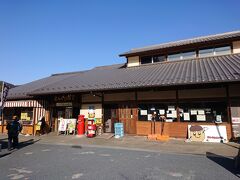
[101,92,104,123]
[176,89,180,122]
[226,85,233,140]
[1,109,4,133]
[32,107,36,135]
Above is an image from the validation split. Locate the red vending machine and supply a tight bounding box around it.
[87,119,96,138]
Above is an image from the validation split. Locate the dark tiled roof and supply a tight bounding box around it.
[120,31,240,56]
[7,73,77,100]
[22,53,240,96]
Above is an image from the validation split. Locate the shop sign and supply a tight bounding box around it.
[54,94,74,102]
[56,102,72,107]
[188,125,228,143]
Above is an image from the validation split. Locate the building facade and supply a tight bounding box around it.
[1,31,240,140]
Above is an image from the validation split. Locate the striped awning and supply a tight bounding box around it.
[5,100,46,108]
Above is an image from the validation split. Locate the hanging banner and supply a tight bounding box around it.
[0,82,11,109]
[188,125,228,143]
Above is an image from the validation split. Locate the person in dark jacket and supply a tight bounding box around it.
[6,116,22,150]
[40,117,46,135]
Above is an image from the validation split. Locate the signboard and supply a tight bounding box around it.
[54,94,74,102]
[232,117,240,138]
[230,107,240,138]
[114,123,124,138]
[188,125,228,143]
[56,102,72,107]
[58,118,68,132]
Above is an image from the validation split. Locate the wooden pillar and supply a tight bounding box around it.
[32,107,36,135]
[226,85,233,139]
[176,89,180,122]
[134,90,138,119]
[101,92,104,122]
[78,94,82,114]
[1,110,3,133]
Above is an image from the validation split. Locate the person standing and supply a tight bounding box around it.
[40,117,46,135]
[6,116,22,150]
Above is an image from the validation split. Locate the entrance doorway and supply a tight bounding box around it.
[104,104,118,133]
[51,106,79,132]
[118,104,137,134]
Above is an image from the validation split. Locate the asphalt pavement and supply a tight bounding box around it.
[0,134,240,180]
[0,141,240,180]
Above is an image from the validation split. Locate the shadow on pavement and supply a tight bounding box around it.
[0,138,40,158]
[206,151,240,178]
[71,145,82,149]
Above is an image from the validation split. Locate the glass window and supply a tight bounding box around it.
[199,46,231,57]
[168,53,181,61]
[199,48,214,57]
[20,108,33,125]
[153,55,165,63]
[141,56,152,64]
[168,51,196,61]
[138,103,177,122]
[215,46,231,56]
[181,51,196,59]
[141,55,165,64]
[3,107,33,125]
[179,101,227,123]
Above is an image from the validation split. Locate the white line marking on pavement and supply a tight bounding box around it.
[41,149,51,152]
[24,152,33,155]
[72,173,83,179]
[74,151,95,155]
[8,168,33,180]
[9,168,32,174]
[99,154,111,157]
[8,174,25,180]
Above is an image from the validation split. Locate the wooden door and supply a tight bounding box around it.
[119,104,137,134]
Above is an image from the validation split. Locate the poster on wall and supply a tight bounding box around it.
[21,113,28,120]
[196,115,206,121]
[147,114,152,121]
[140,110,147,116]
[190,110,197,115]
[188,125,228,143]
[183,113,190,121]
[159,109,165,115]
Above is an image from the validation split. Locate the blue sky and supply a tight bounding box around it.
[1,0,240,85]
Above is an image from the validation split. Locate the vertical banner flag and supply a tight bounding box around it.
[0,82,10,110]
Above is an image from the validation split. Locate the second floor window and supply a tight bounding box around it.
[168,51,196,61]
[141,55,165,64]
[199,46,231,58]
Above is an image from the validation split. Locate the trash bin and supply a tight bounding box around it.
[77,115,85,135]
